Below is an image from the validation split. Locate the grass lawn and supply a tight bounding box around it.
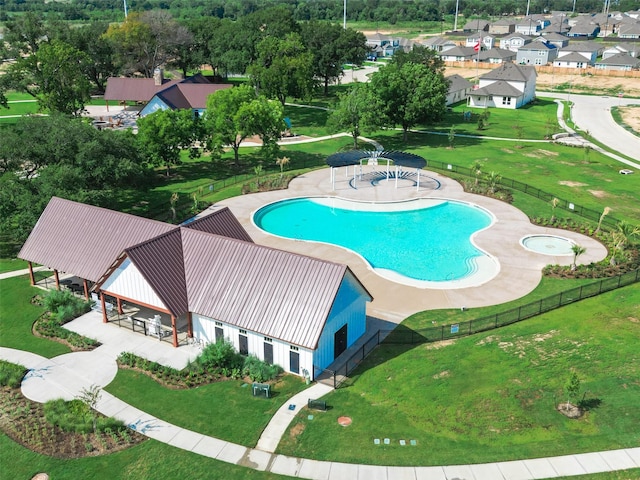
[105,370,308,447]
[0,275,71,358]
[0,258,28,273]
[277,284,640,466]
[0,435,293,480]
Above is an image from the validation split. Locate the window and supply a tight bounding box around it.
[488,95,493,101]
[239,329,247,334]
[263,337,272,342]
[538,51,545,56]
[577,62,584,68]
[502,97,512,105]
[290,345,299,351]
[215,321,222,327]
[534,58,543,65]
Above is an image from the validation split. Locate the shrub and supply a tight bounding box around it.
[43,289,91,325]
[243,355,283,383]
[0,360,27,388]
[44,399,93,433]
[197,340,244,371]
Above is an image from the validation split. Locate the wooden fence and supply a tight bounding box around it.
[445,61,640,78]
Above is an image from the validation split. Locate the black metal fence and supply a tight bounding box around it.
[383,269,640,345]
[424,159,621,230]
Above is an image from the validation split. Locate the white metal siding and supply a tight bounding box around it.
[192,313,314,378]
[101,258,166,309]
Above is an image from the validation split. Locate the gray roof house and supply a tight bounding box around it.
[602,44,638,59]
[540,32,570,48]
[567,19,600,38]
[618,22,640,39]
[438,46,478,62]
[595,53,640,71]
[515,16,550,35]
[18,197,373,380]
[468,63,537,109]
[446,74,473,105]
[465,33,496,50]
[489,18,516,35]
[553,51,593,68]
[477,48,517,64]
[462,19,489,32]
[422,36,457,52]
[557,42,602,64]
[500,33,533,52]
[516,41,558,65]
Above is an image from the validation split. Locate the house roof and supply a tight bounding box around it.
[519,42,556,51]
[154,83,232,110]
[438,46,477,58]
[18,197,251,283]
[463,19,489,30]
[19,197,373,350]
[447,74,473,92]
[478,48,516,60]
[474,80,523,97]
[491,18,516,26]
[501,33,533,41]
[556,52,591,63]
[104,77,178,102]
[481,62,536,82]
[422,36,455,47]
[561,41,600,53]
[542,32,569,41]
[596,53,640,66]
[618,23,640,35]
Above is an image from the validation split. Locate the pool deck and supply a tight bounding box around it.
[214,167,608,324]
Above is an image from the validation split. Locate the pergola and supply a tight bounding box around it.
[326,150,427,191]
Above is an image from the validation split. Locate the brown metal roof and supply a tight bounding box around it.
[18,197,176,282]
[125,229,189,316]
[181,228,357,349]
[183,207,254,243]
[157,84,232,110]
[104,77,179,102]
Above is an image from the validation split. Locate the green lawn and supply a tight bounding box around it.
[0,275,71,358]
[277,285,640,466]
[0,435,294,480]
[105,370,308,447]
[0,258,28,273]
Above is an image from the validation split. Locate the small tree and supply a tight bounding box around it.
[169,192,179,221]
[254,165,264,188]
[550,197,559,223]
[276,156,290,176]
[471,160,483,186]
[513,123,524,148]
[595,206,611,234]
[571,244,586,271]
[447,126,456,149]
[485,171,501,194]
[77,384,101,433]
[564,371,581,412]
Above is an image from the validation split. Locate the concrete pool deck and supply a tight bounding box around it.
[214,167,608,324]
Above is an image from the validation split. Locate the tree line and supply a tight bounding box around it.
[0,8,368,114]
[1,0,632,24]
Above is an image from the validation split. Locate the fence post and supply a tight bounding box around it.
[441,326,444,341]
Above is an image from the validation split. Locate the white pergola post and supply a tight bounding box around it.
[395,165,399,188]
[416,168,420,191]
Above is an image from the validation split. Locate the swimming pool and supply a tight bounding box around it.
[253,197,498,288]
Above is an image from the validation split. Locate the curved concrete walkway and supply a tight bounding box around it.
[0,345,638,479]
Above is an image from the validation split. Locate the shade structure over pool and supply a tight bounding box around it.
[326,150,427,190]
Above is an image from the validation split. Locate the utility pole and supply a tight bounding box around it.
[343,0,347,29]
[454,0,459,31]
[526,0,531,17]
[123,0,128,18]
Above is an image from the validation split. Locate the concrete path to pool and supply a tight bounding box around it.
[1,345,639,480]
[214,167,607,324]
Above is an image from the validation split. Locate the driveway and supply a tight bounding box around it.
[538,92,640,162]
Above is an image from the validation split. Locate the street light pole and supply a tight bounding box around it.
[454,0,459,31]
[123,0,128,18]
[343,0,347,29]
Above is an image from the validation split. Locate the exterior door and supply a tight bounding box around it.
[239,334,248,355]
[334,324,348,359]
[263,342,273,365]
[215,327,224,343]
[289,351,299,374]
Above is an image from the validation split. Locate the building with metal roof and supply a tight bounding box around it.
[19,197,373,379]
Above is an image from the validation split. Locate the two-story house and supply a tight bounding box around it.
[468,63,537,109]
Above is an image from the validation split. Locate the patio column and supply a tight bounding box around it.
[100,293,107,323]
[117,298,123,315]
[83,279,90,301]
[27,262,35,286]
[187,312,193,338]
[171,315,178,348]
[54,270,60,290]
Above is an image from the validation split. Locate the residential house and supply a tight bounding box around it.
[465,32,496,50]
[553,52,592,68]
[104,71,231,117]
[468,62,537,109]
[557,42,602,64]
[462,19,489,33]
[540,32,570,49]
[567,18,600,38]
[18,197,373,381]
[422,36,457,53]
[477,48,517,64]
[602,44,638,60]
[595,53,640,71]
[516,41,558,66]
[489,18,516,35]
[366,33,403,57]
[446,74,473,105]
[618,22,640,39]
[439,46,478,62]
[627,10,640,20]
[500,33,533,52]
[515,15,550,36]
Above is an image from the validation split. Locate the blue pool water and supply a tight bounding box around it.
[253,198,493,282]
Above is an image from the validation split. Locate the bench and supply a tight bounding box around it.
[252,383,270,398]
[308,398,327,411]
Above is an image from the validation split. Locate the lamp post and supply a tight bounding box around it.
[454,0,459,31]
[123,0,128,18]
[343,0,347,29]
